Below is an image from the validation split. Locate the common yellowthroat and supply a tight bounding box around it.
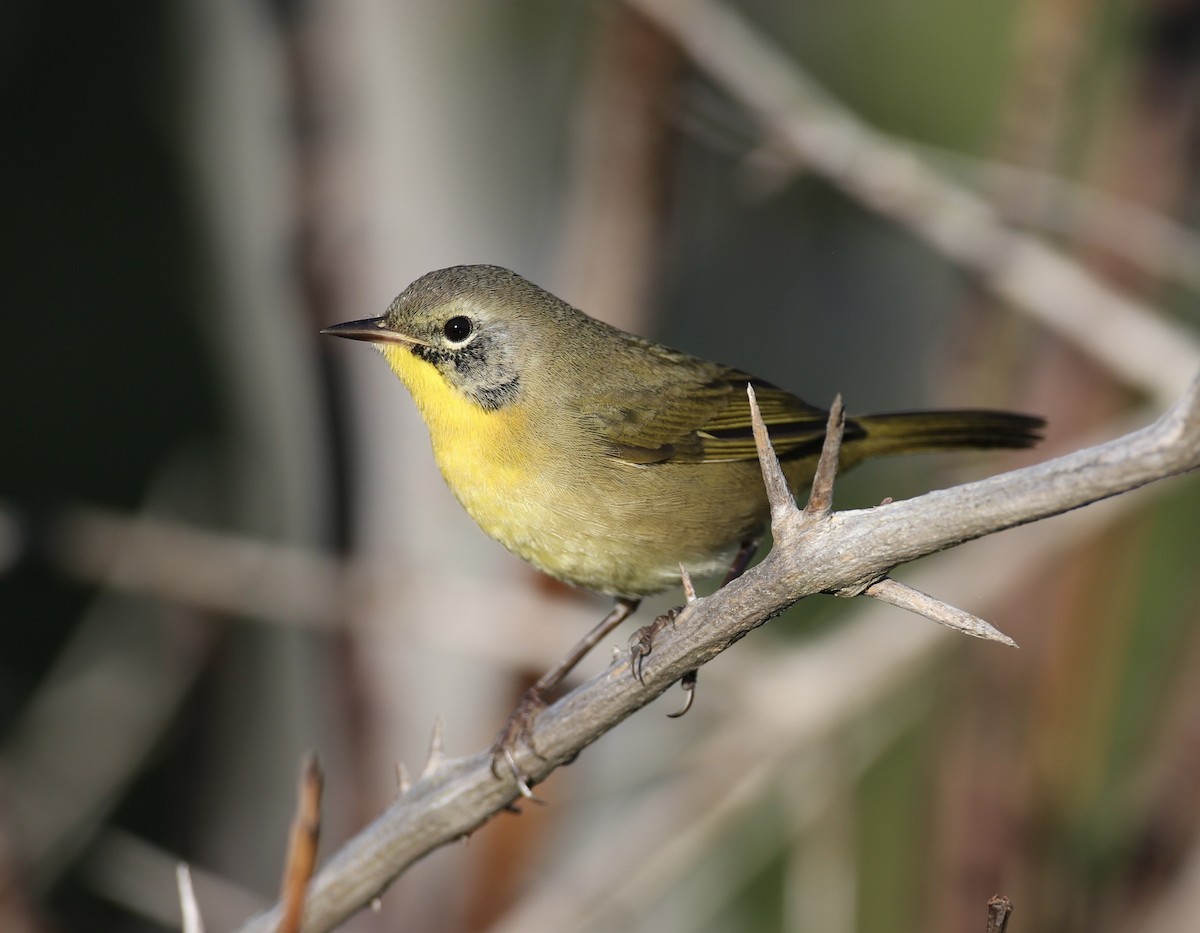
[325,264,1042,599]
[325,264,1042,778]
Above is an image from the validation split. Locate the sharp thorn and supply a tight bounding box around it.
[747,383,796,524]
[805,394,845,515]
[420,715,445,779]
[679,563,698,603]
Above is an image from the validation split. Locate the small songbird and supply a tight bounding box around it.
[324,264,1042,780]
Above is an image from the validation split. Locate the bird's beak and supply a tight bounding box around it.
[320,316,429,347]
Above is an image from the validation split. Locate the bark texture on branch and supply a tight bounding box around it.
[237,372,1200,933]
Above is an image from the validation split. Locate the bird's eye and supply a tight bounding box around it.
[443,316,473,343]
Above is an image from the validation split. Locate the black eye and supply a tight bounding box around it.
[443,316,473,342]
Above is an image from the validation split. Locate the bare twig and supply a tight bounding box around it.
[236,372,1200,932]
[986,895,1014,933]
[177,864,205,933]
[419,717,446,780]
[278,755,323,933]
[865,578,1017,647]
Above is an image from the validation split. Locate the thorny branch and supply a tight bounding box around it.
[237,373,1200,933]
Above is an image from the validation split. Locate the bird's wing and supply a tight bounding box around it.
[592,362,858,465]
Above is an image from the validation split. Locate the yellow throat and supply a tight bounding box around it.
[377,343,534,534]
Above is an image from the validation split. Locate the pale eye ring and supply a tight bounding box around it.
[443,316,473,343]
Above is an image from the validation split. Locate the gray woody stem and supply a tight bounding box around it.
[237,373,1200,933]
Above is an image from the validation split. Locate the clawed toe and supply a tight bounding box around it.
[490,689,549,798]
[667,669,698,718]
[628,608,700,716]
[629,626,655,685]
[629,606,685,685]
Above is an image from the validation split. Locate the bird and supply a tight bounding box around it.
[324,264,1042,784]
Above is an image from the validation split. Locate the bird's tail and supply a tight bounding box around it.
[845,409,1045,465]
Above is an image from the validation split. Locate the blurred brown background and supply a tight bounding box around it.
[3,0,1200,930]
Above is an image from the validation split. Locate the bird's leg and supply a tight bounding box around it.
[628,539,762,707]
[720,538,762,587]
[492,596,640,794]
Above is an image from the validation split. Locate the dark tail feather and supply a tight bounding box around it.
[847,409,1045,464]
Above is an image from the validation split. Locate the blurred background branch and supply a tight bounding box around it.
[631,0,1200,407]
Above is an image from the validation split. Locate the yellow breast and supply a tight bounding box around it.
[378,343,734,596]
[379,344,538,544]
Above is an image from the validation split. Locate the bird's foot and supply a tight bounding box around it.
[668,669,698,718]
[630,607,700,717]
[629,606,683,685]
[489,687,550,800]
